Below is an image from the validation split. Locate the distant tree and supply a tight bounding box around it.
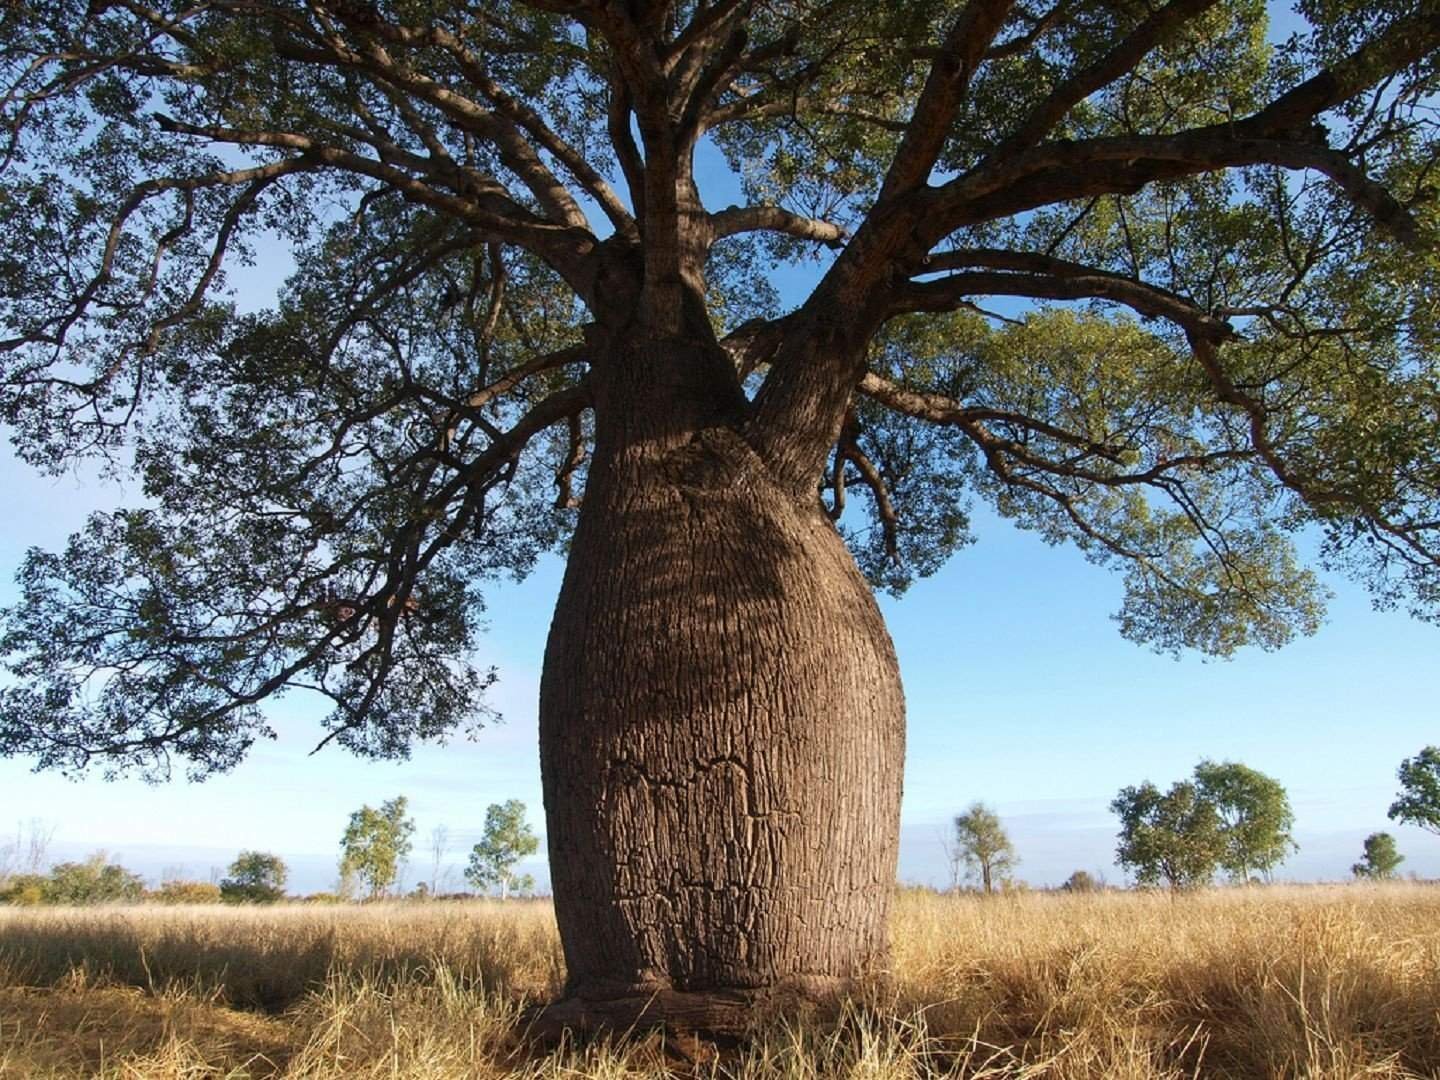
[44,853,145,904]
[951,803,1017,895]
[1112,781,1224,890]
[219,851,289,903]
[466,800,539,900]
[1352,832,1404,880]
[340,796,415,899]
[1388,748,1440,835]
[1062,870,1101,894]
[1193,760,1296,882]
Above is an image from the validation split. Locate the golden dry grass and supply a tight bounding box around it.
[1,884,1437,1078]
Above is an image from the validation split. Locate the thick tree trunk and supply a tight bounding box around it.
[535,336,905,1035]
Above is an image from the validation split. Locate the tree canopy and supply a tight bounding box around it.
[1389,746,1440,834]
[1193,758,1295,880]
[1112,762,1296,887]
[220,849,289,902]
[949,801,1017,893]
[0,0,1437,777]
[1352,830,1404,879]
[1111,778,1225,889]
[465,798,538,898]
[339,795,415,897]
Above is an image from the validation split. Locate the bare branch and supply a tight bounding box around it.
[877,0,1016,199]
[150,114,595,276]
[840,439,898,561]
[324,17,637,237]
[984,0,1071,60]
[1188,336,1439,567]
[555,411,588,509]
[902,248,1238,340]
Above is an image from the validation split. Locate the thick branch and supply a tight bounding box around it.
[710,205,847,246]
[934,131,1423,246]
[319,17,636,236]
[877,0,1016,199]
[927,9,1440,244]
[841,441,899,561]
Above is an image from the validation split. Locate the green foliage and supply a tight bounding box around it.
[1352,832,1404,880]
[0,873,48,905]
[1111,781,1225,890]
[26,853,147,905]
[219,850,288,903]
[1388,747,1440,835]
[340,797,415,899]
[465,800,539,900]
[949,802,1017,894]
[1113,762,1295,888]
[0,0,1436,778]
[1193,760,1297,881]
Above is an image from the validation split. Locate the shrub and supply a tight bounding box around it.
[0,873,49,905]
[44,854,145,904]
[219,851,288,903]
[1063,870,1101,893]
[153,880,223,904]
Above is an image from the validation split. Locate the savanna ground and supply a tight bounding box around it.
[0,884,1437,1079]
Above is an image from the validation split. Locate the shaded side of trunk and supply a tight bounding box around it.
[535,336,905,1032]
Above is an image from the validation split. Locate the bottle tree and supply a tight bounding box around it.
[1,0,1438,1034]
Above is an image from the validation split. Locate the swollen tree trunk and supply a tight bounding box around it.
[536,333,906,1035]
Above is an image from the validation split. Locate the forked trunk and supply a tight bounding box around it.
[536,335,905,1035]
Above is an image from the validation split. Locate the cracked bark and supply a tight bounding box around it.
[536,333,905,1035]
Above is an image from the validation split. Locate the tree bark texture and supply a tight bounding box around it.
[536,336,905,1033]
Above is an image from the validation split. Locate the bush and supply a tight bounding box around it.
[0,873,49,905]
[1063,870,1101,893]
[44,854,145,904]
[219,851,288,903]
[152,880,223,904]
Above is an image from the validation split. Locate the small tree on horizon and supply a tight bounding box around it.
[219,850,288,903]
[466,800,539,900]
[1194,760,1297,882]
[340,796,416,900]
[1062,870,1101,894]
[1389,748,1440,836]
[1352,832,1404,880]
[1112,781,1224,890]
[951,802,1017,895]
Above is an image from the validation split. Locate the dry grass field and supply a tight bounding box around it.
[1,884,1437,1078]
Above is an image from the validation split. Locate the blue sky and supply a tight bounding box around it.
[2,1,1437,892]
